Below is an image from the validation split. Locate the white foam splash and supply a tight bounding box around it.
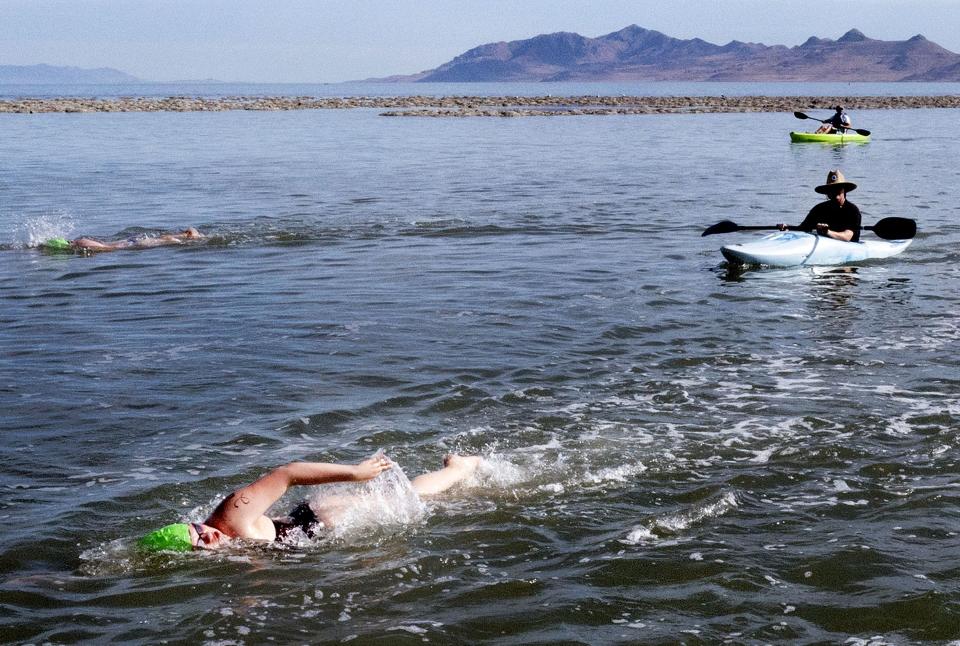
[832,479,854,492]
[748,447,777,464]
[539,482,565,494]
[623,491,739,545]
[472,453,527,488]
[387,622,442,635]
[585,462,648,484]
[13,212,77,248]
[316,455,426,541]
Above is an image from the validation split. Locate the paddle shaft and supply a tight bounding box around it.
[717,224,886,231]
[702,217,916,240]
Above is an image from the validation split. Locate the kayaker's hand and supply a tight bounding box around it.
[816,223,829,235]
[776,223,788,231]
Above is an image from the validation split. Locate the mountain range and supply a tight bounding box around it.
[383,25,960,82]
[0,64,141,84]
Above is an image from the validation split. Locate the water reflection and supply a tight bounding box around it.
[808,266,859,309]
[716,261,748,282]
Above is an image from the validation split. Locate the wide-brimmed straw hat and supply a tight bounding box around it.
[815,169,857,194]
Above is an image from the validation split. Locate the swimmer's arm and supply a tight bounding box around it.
[205,457,391,533]
[280,456,391,487]
[72,238,119,251]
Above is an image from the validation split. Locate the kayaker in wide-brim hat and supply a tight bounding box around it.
[814,169,857,194]
[777,168,862,242]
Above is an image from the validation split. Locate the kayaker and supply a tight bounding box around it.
[138,453,484,551]
[778,169,861,242]
[815,106,851,134]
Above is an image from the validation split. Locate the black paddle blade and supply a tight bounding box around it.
[853,128,871,136]
[866,217,916,240]
[702,220,740,236]
[794,110,834,124]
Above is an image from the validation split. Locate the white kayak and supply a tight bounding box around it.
[721,231,912,267]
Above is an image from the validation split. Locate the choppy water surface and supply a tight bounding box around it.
[2,104,960,644]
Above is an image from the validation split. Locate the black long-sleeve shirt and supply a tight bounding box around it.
[798,199,862,242]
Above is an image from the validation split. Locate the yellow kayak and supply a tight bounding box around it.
[790,131,870,143]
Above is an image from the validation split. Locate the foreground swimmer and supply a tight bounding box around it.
[45,227,204,252]
[139,454,483,551]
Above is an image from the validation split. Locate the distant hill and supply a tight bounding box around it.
[0,64,141,84]
[380,25,960,82]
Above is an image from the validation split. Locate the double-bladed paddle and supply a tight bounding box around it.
[793,111,871,137]
[701,217,916,240]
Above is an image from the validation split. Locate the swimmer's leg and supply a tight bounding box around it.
[410,454,482,496]
[309,493,358,528]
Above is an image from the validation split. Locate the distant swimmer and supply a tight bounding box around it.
[42,227,204,252]
[138,453,483,552]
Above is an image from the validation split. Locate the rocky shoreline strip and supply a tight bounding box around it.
[1,95,959,116]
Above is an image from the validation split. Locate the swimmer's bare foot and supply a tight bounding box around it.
[443,454,483,473]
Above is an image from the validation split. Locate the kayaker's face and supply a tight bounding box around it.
[827,188,846,206]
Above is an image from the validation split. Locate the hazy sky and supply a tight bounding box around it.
[2,0,958,82]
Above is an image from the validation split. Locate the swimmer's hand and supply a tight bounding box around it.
[353,454,392,481]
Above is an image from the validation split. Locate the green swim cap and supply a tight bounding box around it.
[138,523,192,552]
[43,238,72,251]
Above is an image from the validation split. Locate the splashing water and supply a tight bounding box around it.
[14,212,77,248]
[313,453,427,542]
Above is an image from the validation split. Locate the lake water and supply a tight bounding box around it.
[3,79,960,99]
[2,85,960,643]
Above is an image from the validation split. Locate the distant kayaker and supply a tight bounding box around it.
[815,105,851,134]
[778,169,861,242]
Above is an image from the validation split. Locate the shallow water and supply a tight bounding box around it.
[2,103,960,644]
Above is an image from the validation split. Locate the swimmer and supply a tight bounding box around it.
[49,227,204,252]
[139,454,483,551]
